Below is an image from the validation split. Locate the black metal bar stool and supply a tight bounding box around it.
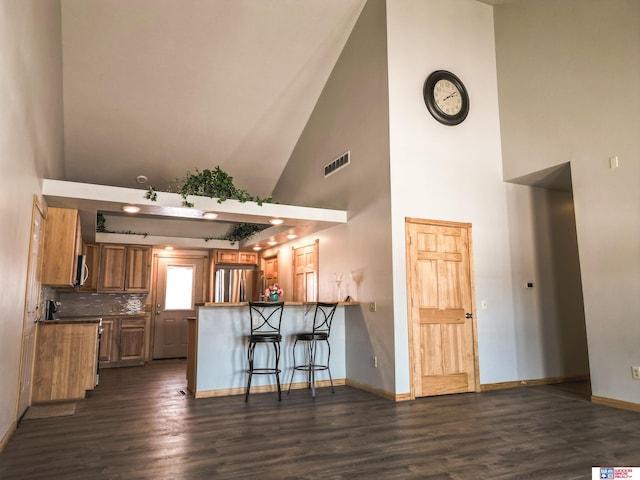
[245,301,284,401]
[287,302,338,397]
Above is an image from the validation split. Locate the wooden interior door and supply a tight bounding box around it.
[292,241,318,302]
[17,198,45,418]
[406,218,478,398]
[264,255,278,287]
[153,256,204,359]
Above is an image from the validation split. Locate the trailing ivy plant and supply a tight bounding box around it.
[97,213,107,232]
[95,213,149,237]
[144,166,272,207]
[142,166,272,242]
[219,223,262,245]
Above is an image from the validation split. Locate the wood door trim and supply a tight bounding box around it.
[16,195,46,419]
[406,217,472,229]
[405,218,480,399]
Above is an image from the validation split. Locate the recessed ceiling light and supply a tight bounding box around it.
[136,175,148,184]
[286,234,297,239]
[122,205,141,213]
[267,241,278,246]
[203,212,218,220]
[164,246,174,251]
[269,218,284,225]
[253,246,262,251]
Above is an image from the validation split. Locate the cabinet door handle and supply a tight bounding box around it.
[82,262,90,284]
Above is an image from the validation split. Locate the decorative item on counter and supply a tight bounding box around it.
[265,283,283,302]
[334,272,343,302]
[350,270,363,301]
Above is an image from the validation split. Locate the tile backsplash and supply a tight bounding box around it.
[57,292,148,317]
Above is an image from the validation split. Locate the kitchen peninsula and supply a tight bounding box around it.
[187,302,357,398]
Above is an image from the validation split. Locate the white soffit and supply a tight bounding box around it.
[42,179,348,248]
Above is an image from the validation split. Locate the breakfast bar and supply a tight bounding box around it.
[187,302,354,398]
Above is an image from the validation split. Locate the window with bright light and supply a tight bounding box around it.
[165,265,194,310]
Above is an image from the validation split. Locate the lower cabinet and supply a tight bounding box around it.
[99,315,147,368]
[32,322,99,402]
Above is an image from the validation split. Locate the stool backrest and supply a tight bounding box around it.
[312,302,339,336]
[248,301,284,335]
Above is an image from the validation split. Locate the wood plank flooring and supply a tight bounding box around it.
[1,360,638,479]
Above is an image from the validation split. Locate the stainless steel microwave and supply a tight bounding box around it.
[75,254,88,287]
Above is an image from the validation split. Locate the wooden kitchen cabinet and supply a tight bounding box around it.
[99,315,147,368]
[98,317,118,365]
[125,246,152,292]
[214,249,258,265]
[97,245,151,292]
[41,207,83,287]
[32,321,99,402]
[120,318,146,363]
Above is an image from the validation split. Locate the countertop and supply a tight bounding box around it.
[39,318,102,325]
[41,312,150,324]
[196,301,360,307]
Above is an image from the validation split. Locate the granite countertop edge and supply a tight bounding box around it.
[42,312,150,323]
[196,301,360,307]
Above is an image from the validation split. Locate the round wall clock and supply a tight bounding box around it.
[423,70,469,126]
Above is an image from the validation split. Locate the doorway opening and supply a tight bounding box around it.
[507,162,590,394]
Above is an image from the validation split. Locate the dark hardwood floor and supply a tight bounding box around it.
[1,360,638,479]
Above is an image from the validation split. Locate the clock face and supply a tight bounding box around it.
[433,79,463,116]
[423,70,469,126]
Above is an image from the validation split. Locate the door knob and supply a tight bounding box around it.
[465,313,473,319]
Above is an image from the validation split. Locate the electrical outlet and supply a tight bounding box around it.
[373,356,378,368]
[369,302,376,312]
[631,366,640,380]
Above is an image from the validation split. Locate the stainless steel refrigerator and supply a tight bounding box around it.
[214,266,261,303]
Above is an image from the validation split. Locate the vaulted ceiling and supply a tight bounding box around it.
[61,0,366,198]
[53,0,367,245]
[55,1,537,247]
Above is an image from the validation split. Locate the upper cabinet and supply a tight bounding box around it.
[125,246,152,292]
[41,207,83,287]
[97,245,151,293]
[213,249,258,265]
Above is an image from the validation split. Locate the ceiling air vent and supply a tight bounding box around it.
[324,151,350,178]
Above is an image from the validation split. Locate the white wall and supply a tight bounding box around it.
[276,0,589,396]
[272,0,396,393]
[0,0,64,442]
[386,0,520,390]
[494,0,640,404]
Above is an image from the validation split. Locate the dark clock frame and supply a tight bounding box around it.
[423,70,469,126]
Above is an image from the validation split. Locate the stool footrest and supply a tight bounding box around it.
[293,365,329,371]
[247,368,281,374]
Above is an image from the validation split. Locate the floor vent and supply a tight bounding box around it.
[324,151,350,178]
